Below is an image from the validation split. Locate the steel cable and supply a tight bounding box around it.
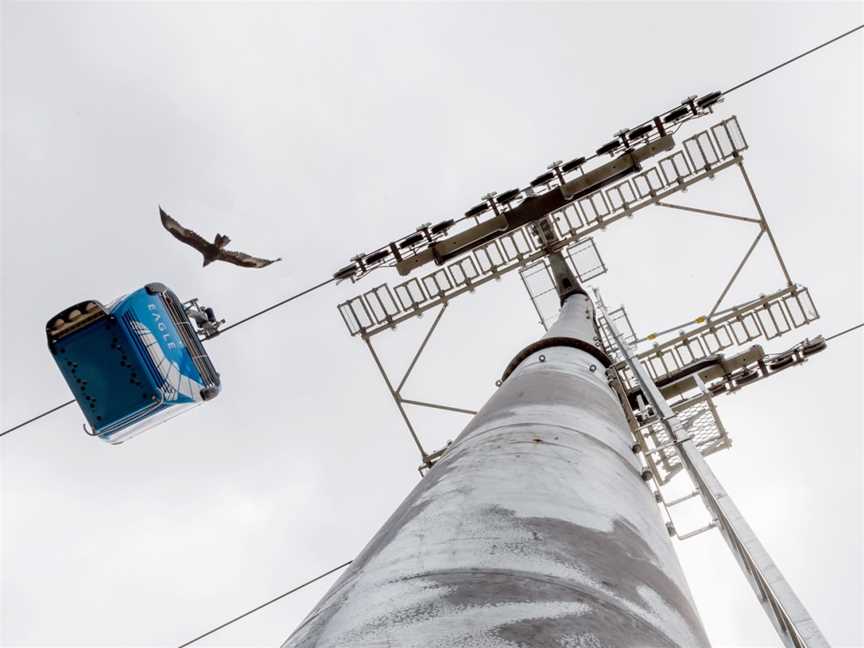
[0,399,76,438]
[175,560,351,648]
[824,321,864,343]
[723,23,863,96]
[215,277,337,336]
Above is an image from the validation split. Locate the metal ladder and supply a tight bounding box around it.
[597,293,829,648]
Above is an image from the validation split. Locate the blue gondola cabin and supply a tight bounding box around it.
[46,283,221,444]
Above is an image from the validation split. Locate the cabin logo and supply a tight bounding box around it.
[147,303,177,350]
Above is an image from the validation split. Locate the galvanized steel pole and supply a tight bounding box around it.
[283,266,710,647]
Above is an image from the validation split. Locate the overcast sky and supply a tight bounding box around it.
[2,2,862,647]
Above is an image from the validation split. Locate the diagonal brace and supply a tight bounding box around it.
[656,201,762,224]
[708,228,765,319]
[396,303,448,394]
[400,399,478,416]
[364,337,429,461]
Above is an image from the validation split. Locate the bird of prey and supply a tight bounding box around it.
[159,207,281,268]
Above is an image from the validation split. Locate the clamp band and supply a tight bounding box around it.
[500,336,612,383]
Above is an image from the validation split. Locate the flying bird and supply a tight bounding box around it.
[159,207,281,268]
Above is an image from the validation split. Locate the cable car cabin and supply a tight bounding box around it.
[46,283,221,444]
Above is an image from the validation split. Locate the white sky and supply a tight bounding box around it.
[1,2,862,647]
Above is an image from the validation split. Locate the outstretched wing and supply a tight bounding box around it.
[217,249,282,269]
[159,207,210,253]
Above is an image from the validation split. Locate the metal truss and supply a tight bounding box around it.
[602,310,827,486]
[603,284,820,392]
[335,105,833,644]
[361,302,477,473]
[515,112,819,396]
[338,116,750,339]
[647,155,796,325]
[598,292,830,648]
[333,92,727,283]
[343,111,823,486]
[607,146,821,388]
